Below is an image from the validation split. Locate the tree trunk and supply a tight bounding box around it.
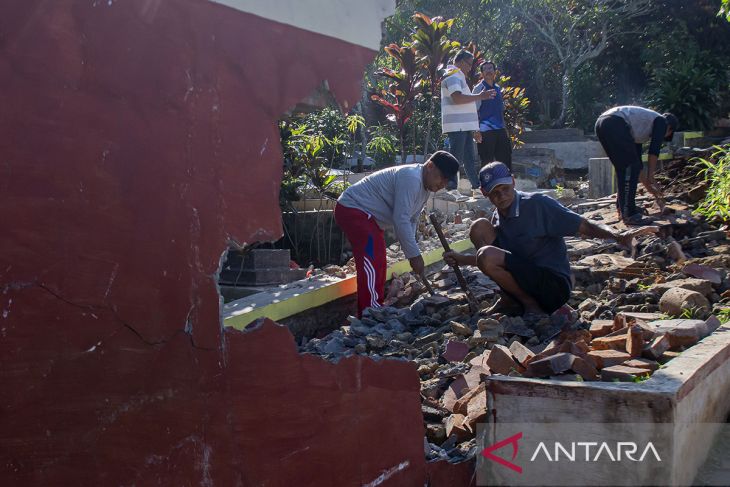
[411,117,417,163]
[555,68,572,128]
[399,127,405,165]
[423,96,434,158]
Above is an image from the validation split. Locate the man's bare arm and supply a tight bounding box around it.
[578,218,659,248]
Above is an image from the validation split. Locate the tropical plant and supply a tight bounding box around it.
[721,0,730,21]
[694,145,730,224]
[370,43,422,164]
[367,124,399,166]
[410,13,459,157]
[499,74,530,148]
[647,55,726,131]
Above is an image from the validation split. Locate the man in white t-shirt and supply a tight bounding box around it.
[441,50,495,199]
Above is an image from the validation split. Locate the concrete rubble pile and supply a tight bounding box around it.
[299,148,730,465]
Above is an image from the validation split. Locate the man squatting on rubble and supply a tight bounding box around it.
[335,151,460,316]
[595,106,679,225]
[445,162,657,317]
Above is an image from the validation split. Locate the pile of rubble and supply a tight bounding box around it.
[299,147,730,465]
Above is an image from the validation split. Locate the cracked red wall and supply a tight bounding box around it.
[0,1,472,485]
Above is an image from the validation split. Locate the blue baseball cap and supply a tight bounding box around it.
[479,161,513,193]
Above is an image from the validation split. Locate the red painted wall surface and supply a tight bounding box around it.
[0,1,471,485]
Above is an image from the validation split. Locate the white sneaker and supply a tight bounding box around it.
[472,188,484,199]
[446,190,469,202]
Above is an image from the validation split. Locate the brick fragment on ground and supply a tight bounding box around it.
[650,278,714,297]
[486,344,525,375]
[652,319,708,349]
[624,358,659,371]
[642,334,671,360]
[600,365,650,382]
[591,333,628,351]
[570,355,599,380]
[445,414,471,441]
[682,263,723,285]
[453,383,486,415]
[626,325,644,357]
[525,352,574,377]
[590,320,614,338]
[464,390,488,431]
[508,341,535,366]
[442,340,470,362]
[587,349,631,369]
[450,321,473,337]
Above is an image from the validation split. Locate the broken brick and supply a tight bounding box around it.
[440,375,468,412]
[705,315,722,335]
[619,312,664,323]
[486,344,525,375]
[682,263,723,286]
[463,365,489,390]
[590,320,614,338]
[624,359,659,371]
[450,321,473,337]
[651,278,714,298]
[601,365,650,382]
[508,341,535,367]
[626,325,644,358]
[642,334,671,361]
[464,390,488,432]
[570,355,599,381]
[453,383,486,415]
[445,414,471,441]
[587,349,631,369]
[591,334,628,351]
[477,318,501,332]
[442,340,470,362]
[653,319,707,349]
[525,352,574,378]
[469,350,490,369]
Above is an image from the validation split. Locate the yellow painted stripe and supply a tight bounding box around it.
[224,237,475,329]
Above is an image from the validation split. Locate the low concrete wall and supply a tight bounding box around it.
[521,140,606,170]
[483,323,730,486]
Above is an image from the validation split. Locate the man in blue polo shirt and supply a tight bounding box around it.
[473,61,512,169]
[444,162,657,316]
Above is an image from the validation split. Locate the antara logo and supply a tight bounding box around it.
[482,432,662,473]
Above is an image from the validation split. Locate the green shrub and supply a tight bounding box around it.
[694,145,730,224]
[647,55,726,131]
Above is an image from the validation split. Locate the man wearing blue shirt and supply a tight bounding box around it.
[444,162,656,316]
[473,61,512,169]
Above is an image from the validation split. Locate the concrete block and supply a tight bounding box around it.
[588,157,614,198]
[242,249,291,269]
[659,288,710,317]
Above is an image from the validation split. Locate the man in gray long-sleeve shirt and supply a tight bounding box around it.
[595,106,679,225]
[335,151,459,316]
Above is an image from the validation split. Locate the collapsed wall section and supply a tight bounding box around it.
[0,1,465,485]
